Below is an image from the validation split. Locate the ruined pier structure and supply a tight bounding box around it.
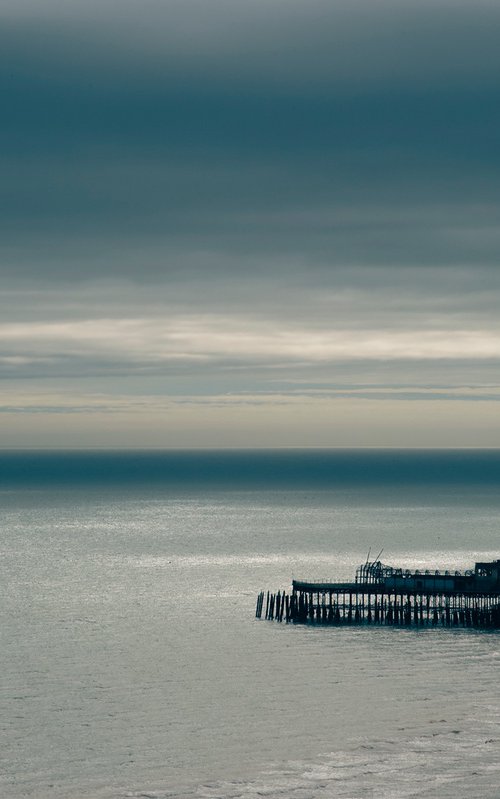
[256,558,500,629]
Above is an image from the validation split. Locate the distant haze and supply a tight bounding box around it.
[1,1,499,447]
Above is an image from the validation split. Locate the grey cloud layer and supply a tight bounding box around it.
[3,0,500,88]
[1,0,499,283]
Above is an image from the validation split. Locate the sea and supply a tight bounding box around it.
[1,449,499,799]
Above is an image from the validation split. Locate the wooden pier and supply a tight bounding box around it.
[256,558,500,629]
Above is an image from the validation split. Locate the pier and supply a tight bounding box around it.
[256,558,500,629]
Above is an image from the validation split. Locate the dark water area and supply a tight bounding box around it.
[1,448,500,489]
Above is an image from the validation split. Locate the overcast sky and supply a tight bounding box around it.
[1,0,499,447]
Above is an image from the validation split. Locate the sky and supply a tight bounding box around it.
[1,0,500,448]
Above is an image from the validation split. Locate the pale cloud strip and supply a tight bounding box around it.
[2,317,500,374]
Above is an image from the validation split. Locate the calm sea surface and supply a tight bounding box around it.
[1,450,499,799]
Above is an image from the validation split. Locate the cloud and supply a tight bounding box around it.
[3,0,500,90]
[1,0,499,292]
[1,388,499,448]
[1,0,499,445]
[2,384,500,417]
[2,315,500,383]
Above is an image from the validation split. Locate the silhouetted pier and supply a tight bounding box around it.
[256,558,500,629]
